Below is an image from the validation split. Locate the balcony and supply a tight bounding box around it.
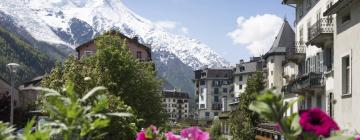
[286,41,306,63]
[282,72,324,94]
[212,103,222,110]
[307,18,334,47]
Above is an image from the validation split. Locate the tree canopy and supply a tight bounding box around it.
[41,33,167,133]
[229,71,264,140]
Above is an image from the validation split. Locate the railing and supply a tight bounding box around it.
[283,72,324,93]
[212,103,222,110]
[308,18,334,42]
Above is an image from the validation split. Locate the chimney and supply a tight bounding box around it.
[240,59,244,64]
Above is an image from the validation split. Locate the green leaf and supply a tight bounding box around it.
[81,86,106,101]
[249,101,271,114]
[290,115,302,136]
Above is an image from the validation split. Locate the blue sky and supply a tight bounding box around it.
[122,0,295,64]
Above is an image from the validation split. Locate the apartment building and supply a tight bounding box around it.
[324,0,360,133]
[194,67,233,121]
[282,0,335,116]
[162,90,190,121]
[76,32,152,61]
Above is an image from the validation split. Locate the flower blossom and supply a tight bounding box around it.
[180,126,209,140]
[299,108,339,137]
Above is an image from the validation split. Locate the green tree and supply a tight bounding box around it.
[41,33,167,132]
[210,117,222,140]
[229,71,264,140]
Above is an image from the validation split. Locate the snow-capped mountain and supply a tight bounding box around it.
[0,0,229,98]
[0,0,229,70]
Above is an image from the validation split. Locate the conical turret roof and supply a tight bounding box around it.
[264,19,295,59]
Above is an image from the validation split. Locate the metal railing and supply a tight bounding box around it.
[283,72,324,93]
[308,18,334,42]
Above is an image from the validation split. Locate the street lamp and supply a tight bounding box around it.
[7,63,20,125]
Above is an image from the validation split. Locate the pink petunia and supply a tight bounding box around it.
[299,108,339,137]
[136,130,148,140]
[180,126,209,140]
[165,132,180,140]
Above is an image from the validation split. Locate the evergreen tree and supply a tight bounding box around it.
[229,71,264,140]
[41,33,167,138]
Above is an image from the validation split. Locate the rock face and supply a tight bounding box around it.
[0,0,229,100]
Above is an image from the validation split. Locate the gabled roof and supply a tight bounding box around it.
[264,19,295,59]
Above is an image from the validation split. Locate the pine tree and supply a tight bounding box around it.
[229,71,264,140]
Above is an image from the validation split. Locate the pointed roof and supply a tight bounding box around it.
[264,19,295,59]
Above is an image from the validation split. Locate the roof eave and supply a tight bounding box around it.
[323,0,352,16]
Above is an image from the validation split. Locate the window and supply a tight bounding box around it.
[239,75,243,81]
[214,88,219,94]
[214,96,219,102]
[307,96,312,109]
[223,88,228,93]
[173,99,176,102]
[271,59,274,63]
[200,80,206,85]
[224,74,228,77]
[316,95,322,108]
[239,85,243,90]
[205,112,210,117]
[271,71,274,76]
[84,51,93,57]
[342,55,351,95]
[136,51,142,59]
[200,104,205,109]
[214,112,219,116]
[240,66,245,72]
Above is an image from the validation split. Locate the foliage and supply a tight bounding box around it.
[229,71,264,140]
[41,33,166,132]
[249,91,357,140]
[0,26,55,85]
[37,81,116,140]
[209,117,221,140]
[0,121,15,140]
[0,83,128,140]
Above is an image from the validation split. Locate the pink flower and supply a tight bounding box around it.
[355,137,360,140]
[180,127,209,140]
[299,108,339,137]
[136,130,148,140]
[165,132,180,140]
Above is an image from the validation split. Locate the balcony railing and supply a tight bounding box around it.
[283,72,324,94]
[286,41,306,62]
[212,103,222,110]
[307,18,334,46]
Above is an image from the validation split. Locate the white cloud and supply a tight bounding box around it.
[181,27,188,34]
[228,14,283,56]
[154,20,178,31]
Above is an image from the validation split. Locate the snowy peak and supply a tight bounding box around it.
[0,0,229,70]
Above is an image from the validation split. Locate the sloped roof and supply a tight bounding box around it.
[264,19,295,59]
[163,90,190,99]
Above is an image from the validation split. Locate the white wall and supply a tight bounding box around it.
[333,0,360,132]
[267,55,285,94]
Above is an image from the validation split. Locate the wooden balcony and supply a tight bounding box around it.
[307,18,334,47]
[286,41,306,63]
[282,72,324,94]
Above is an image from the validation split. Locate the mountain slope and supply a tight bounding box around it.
[0,26,55,85]
[0,0,229,97]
